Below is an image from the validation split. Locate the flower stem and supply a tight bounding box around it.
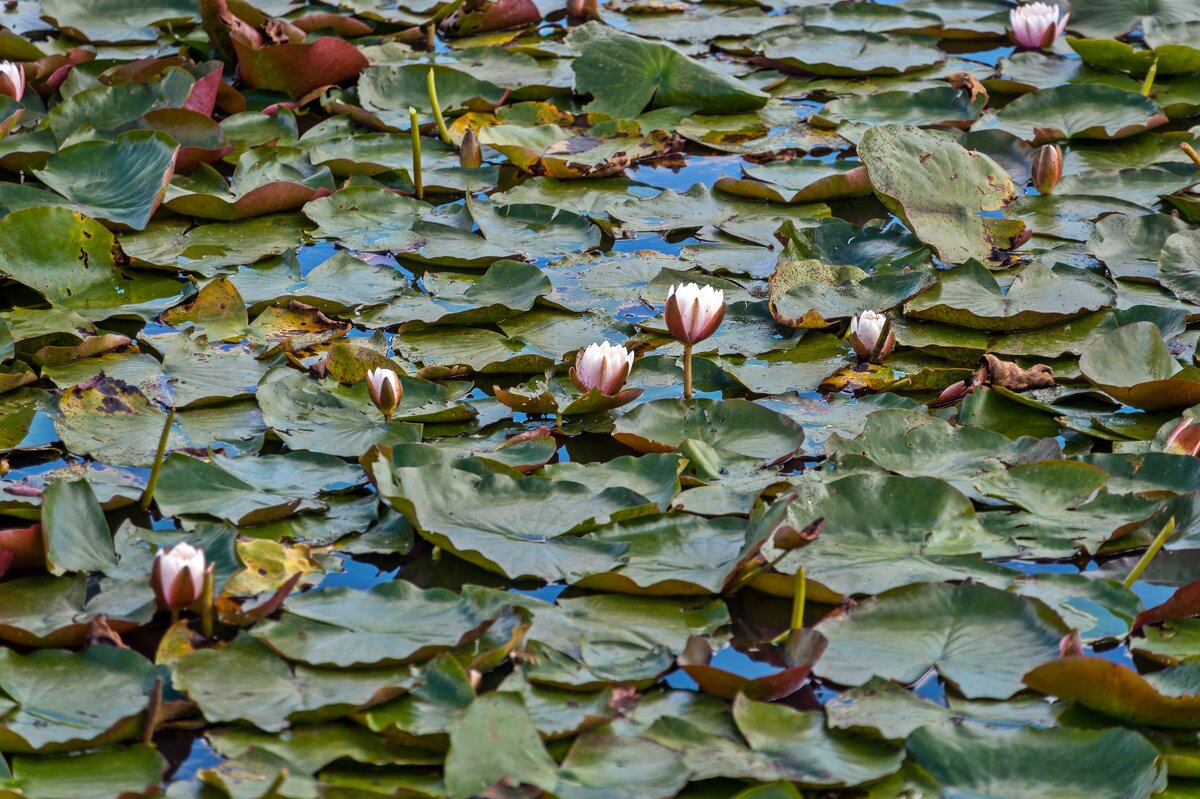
[139,408,175,511]
[263,770,287,799]
[1183,142,1200,169]
[427,69,452,145]
[141,676,162,745]
[408,106,423,199]
[789,567,806,632]
[201,565,215,639]
[683,342,693,400]
[1141,58,1159,97]
[1124,516,1175,589]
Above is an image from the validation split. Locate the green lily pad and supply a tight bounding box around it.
[0,207,187,322]
[2,746,167,799]
[368,444,647,582]
[763,473,1015,598]
[858,125,1018,264]
[256,366,437,457]
[251,581,504,668]
[171,634,413,733]
[736,27,944,76]
[1080,321,1200,410]
[612,398,805,462]
[813,581,1071,698]
[972,85,1168,143]
[767,243,935,328]
[0,646,158,753]
[1159,229,1200,304]
[1086,212,1192,282]
[568,22,768,118]
[153,450,363,526]
[907,724,1166,799]
[905,260,1116,331]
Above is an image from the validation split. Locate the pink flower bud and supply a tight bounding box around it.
[0,61,24,102]
[1009,2,1069,49]
[570,341,635,396]
[366,367,402,420]
[849,310,895,362]
[665,283,726,345]
[1031,144,1063,194]
[152,543,205,611]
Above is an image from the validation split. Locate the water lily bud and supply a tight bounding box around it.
[367,367,402,420]
[1165,418,1200,456]
[849,310,895,362]
[570,341,635,396]
[1009,2,1068,49]
[1031,144,1063,194]
[152,543,205,611]
[665,283,726,345]
[0,61,23,102]
[459,129,482,168]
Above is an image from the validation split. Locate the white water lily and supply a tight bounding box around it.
[366,367,402,420]
[152,543,206,611]
[0,61,23,101]
[850,310,895,362]
[1009,2,1068,49]
[665,283,726,345]
[571,341,635,396]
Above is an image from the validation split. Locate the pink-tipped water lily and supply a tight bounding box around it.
[571,341,635,396]
[0,61,23,101]
[1031,144,1063,194]
[666,283,725,400]
[849,310,895,362]
[1165,418,1200,456]
[665,283,726,346]
[152,543,205,611]
[367,367,402,420]
[1009,2,1068,49]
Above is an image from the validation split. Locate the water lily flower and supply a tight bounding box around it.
[666,283,726,345]
[0,61,23,101]
[665,283,726,400]
[849,310,895,362]
[1165,418,1200,456]
[152,543,205,611]
[1009,2,1069,49]
[1031,144,1063,194]
[571,341,635,396]
[367,367,402,420]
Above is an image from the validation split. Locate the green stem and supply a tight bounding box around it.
[409,106,424,199]
[789,567,806,632]
[1124,516,1175,589]
[427,69,452,145]
[200,566,215,639]
[1141,58,1159,97]
[683,342,693,400]
[139,408,175,511]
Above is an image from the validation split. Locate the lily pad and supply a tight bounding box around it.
[1080,321,1200,410]
[813,581,1071,698]
[858,125,1018,264]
